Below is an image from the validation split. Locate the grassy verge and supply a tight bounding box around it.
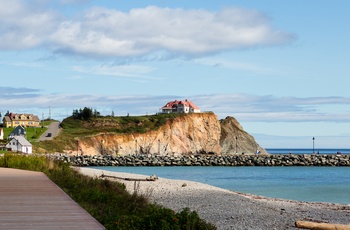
[0,154,216,230]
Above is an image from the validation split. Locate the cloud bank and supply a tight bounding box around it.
[1,87,349,123]
[0,1,295,59]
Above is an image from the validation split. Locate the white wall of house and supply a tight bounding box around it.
[20,145,32,154]
[191,108,201,113]
[5,137,32,154]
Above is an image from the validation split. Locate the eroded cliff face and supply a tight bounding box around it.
[78,113,222,156]
[220,116,267,155]
[75,113,266,156]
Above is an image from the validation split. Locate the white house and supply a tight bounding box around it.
[160,99,201,114]
[0,128,3,140]
[6,136,32,154]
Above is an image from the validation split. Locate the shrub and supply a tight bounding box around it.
[0,154,48,171]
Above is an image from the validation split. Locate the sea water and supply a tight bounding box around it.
[266,148,350,154]
[89,165,350,205]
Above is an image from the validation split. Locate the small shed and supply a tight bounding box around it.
[6,136,32,154]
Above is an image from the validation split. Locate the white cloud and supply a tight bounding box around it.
[191,94,350,122]
[0,1,60,50]
[193,57,279,75]
[1,90,350,123]
[51,6,295,58]
[0,2,296,58]
[72,64,156,79]
[59,0,88,4]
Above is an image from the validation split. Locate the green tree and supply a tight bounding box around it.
[93,109,100,117]
[72,107,97,120]
[81,107,93,120]
[72,109,79,118]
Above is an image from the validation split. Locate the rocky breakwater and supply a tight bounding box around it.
[58,154,350,167]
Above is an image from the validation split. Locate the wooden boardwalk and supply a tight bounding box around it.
[0,168,104,229]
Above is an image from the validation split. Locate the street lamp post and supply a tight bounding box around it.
[312,137,315,154]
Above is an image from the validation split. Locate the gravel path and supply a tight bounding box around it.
[76,167,350,230]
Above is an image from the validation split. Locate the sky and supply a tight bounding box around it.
[1,0,350,149]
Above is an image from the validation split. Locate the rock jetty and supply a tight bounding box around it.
[54,154,350,167]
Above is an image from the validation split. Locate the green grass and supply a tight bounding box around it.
[33,113,188,153]
[60,113,185,136]
[2,120,54,142]
[0,154,216,230]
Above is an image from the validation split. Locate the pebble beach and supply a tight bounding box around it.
[76,167,350,230]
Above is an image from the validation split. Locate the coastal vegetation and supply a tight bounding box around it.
[34,108,191,153]
[0,153,216,229]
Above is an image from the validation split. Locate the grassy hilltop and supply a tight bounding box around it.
[34,112,188,153]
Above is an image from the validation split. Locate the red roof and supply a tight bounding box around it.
[162,99,200,110]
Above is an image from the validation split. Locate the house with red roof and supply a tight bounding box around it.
[160,99,201,114]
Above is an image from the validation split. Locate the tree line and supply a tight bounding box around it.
[72,107,100,120]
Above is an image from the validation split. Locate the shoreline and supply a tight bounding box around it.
[76,167,350,230]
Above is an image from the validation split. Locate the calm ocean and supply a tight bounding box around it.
[266,148,350,154]
[89,149,350,205]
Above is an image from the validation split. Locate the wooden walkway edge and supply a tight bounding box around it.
[0,167,105,229]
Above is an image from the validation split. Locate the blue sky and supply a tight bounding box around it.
[1,0,350,148]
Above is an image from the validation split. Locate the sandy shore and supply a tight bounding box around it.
[76,167,350,230]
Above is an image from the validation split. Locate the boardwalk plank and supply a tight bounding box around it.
[0,168,105,230]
